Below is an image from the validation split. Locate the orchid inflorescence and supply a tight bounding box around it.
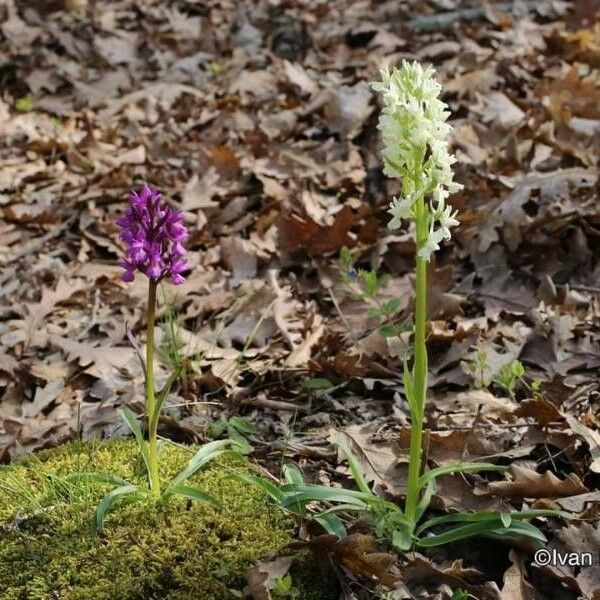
[372,61,462,260]
[117,184,188,285]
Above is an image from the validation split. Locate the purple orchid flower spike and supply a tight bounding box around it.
[116,184,188,285]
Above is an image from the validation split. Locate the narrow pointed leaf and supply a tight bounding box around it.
[166,440,243,492]
[419,462,507,488]
[314,513,347,538]
[166,484,217,505]
[64,472,131,487]
[416,509,563,536]
[121,407,151,476]
[282,463,304,486]
[415,477,436,524]
[337,442,374,496]
[417,518,548,548]
[94,484,140,532]
[233,473,285,504]
[149,366,182,434]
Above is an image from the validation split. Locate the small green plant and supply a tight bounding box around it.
[339,246,408,339]
[15,93,34,112]
[273,574,301,598]
[467,347,526,399]
[493,359,525,399]
[467,347,490,388]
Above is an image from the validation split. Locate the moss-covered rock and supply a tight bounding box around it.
[0,439,328,599]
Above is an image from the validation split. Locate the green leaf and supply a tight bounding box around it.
[382,298,402,315]
[379,323,402,338]
[314,513,347,538]
[304,378,333,391]
[121,407,151,476]
[15,94,34,112]
[228,416,258,435]
[94,484,140,532]
[359,270,379,298]
[165,484,217,505]
[419,462,508,488]
[415,477,436,524]
[232,472,285,504]
[209,419,227,438]
[280,485,386,510]
[485,520,547,543]
[367,307,383,318]
[339,246,352,270]
[416,509,562,536]
[416,518,548,548]
[403,360,416,416]
[391,523,413,551]
[337,442,374,496]
[64,472,131,487]
[500,512,512,528]
[316,503,371,517]
[150,366,182,434]
[166,440,243,492]
[122,406,144,441]
[282,463,304,486]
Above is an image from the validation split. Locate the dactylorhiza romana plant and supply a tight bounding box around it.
[373,61,471,533]
[241,62,563,552]
[68,184,242,530]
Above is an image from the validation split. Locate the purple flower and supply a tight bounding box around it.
[116,184,188,285]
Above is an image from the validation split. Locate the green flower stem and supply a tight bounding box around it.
[404,195,429,525]
[146,280,160,497]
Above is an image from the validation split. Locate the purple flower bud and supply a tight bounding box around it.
[117,184,189,285]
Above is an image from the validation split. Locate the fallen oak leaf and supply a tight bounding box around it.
[500,550,535,600]
[477,465,587,499]
[50,335,136,380]
[306,533,399,587]
[401,554,501,600]
[277,206,355,256]
[563,414,600,474]
[515,397,563,428]
[12,277,87,347]
[246,556,294,600]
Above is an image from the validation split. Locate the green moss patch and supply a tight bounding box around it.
[0,439,312,599]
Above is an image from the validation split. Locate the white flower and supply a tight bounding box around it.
[418,225,445,262]
[372,60,463,255]
[388,195,414,229]
[438,204,459,239]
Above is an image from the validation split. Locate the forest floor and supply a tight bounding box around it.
[1,0,600,598]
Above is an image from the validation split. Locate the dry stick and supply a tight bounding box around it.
[406,0,552,32]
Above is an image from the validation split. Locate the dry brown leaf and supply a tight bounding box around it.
[481,465,588,499]
[277,206,355,256]
[308,533,399,587]
[246,556,294,600]
[500,551,536,600]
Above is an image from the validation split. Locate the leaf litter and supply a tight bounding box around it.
[0,0,600,597]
